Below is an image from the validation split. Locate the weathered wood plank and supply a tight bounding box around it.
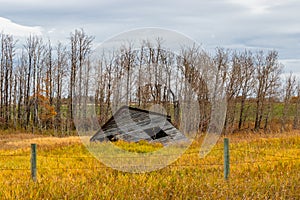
[90,106,187,145]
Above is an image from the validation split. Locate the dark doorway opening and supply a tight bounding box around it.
[143,127,168,140]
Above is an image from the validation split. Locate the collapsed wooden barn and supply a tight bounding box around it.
[90,106,187,146]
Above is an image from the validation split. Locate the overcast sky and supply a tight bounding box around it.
[0,0,299,76]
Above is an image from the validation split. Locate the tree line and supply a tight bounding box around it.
[0,29,299,135]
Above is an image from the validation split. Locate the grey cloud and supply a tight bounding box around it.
[0,0,300,74]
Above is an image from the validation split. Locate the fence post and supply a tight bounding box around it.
[224,138,229,180]
[31,144,37,182]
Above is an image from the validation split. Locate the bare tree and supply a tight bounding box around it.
[53,42,68,132]
[0,29,297,134]
[293,83,300,130]
[15,51,27,127]
[238,50,255,130]
[23,35,44,129]
[281,73,296,132]
[44,40,54,106]
[95,57,106,125]
[0,34,15,128]
[254,50,282,131]
[68,29,94,131]
[120,43,135,105]
[137,43,145,107]
[212,48,229,134]
[224,50,242,133]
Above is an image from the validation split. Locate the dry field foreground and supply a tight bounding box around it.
[0,131,300,199]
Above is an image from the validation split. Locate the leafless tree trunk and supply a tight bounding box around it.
[281,73,296,132]
[224,51,242,133]
[293,83,300,130]
[0,34,15,128]
[120,43,135,106]
[54,43,67,132]
[24,35,44,130]
[238,50,255,130]
[254,51,282,131]
[68,29,94,132]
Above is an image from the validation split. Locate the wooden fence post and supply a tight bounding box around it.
[31,144,37,182]
[224,138,229,180]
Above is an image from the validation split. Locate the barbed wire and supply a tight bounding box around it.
[231,157,300,165]
[2,156,300,172]
[1,157,299,171]
[0,154,29,157]
[229,148,300,160]
[0,145,299,171]
[0,168,30,171]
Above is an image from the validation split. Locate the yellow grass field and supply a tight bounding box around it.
[0,131,300,199]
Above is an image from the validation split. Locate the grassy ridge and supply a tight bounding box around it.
[0,132,299,199]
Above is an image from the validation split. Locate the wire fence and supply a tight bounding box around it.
[1,145,299,173]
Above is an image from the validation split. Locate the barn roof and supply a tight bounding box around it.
[90,106,187,145]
